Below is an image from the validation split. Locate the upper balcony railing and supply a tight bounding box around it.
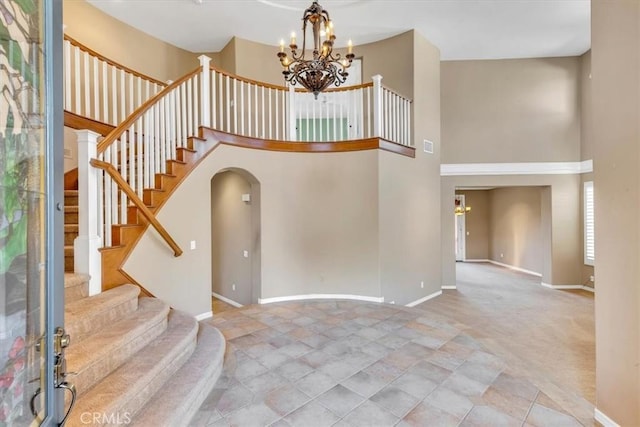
[63,36,413,147]
[63,35,168,126]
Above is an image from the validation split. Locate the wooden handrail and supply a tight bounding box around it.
[97,66,201,154]
[209,63,288,91]
[64,34,168,87]
[210,63,374,94]
[90,158,183,257]
[294,82,374,93]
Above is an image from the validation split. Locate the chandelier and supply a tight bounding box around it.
[277,1,355,99]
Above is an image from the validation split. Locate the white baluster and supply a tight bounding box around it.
[261,86,266,138]
[288,85,296,141]
[226,76,231,133]
[233,78,238,134]
[372,75,383,138]
[268,88,273,139]
[83,51,90,118]
[240,80,245,135]
[210,70,218,129]
[74,46,81,115]
[181,82,188,146]
[102,61,108,123]
[93,56,99,121]
[74,130,103,295]
[144,111,150,188]
[64,40,71,111]
[111,66,118,126]
[187,77,193,137]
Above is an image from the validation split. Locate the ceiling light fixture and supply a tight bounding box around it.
[277,1,355,99]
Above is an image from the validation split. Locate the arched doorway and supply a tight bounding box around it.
[210,169,261,309]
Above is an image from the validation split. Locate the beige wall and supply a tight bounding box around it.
[212,31,416,95]
[442,175,582,288]
[63,0,199,82]
[489,187,543,274]
[455,190,490,260]
[210,171,257,305]
[378,31,441,304]
[441,57,581,163]
[125,146,382,316]
[592,0,640,424]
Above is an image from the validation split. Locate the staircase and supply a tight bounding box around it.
[63,274,225,426]
[64,189,79,272]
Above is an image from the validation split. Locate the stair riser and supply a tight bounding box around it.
[65,194,79,205]
[67,298,139,344]
[65,283,88,303]
[65,211,79,224]
[111,225,143,247]
[72,317,168,396]
[65,255,74,272]
[65,230,78,246]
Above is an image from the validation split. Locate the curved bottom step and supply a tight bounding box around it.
[66,309,198,427]
[131,323,226,427]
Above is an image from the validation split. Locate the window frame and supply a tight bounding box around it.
[584,181,595,266]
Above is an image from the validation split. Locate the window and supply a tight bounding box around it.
[584,181,595,265]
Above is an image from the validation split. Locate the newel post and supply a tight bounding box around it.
[199,55,211,128]
[288,84,297,141]
[372,74,383,138]
[74,129,102,296]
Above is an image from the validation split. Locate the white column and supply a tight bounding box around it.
[199,55,211,128]
[288,84,297,141]
[74,129,102,296]
[372,74,383,138]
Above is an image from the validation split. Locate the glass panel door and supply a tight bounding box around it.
[1,1,64,425]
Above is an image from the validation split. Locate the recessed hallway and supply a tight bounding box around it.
[417,262,595,423]
[194,291,589,426]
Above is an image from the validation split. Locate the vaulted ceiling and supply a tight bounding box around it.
[87,0,590,60]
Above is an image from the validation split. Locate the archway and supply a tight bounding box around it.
[210,169,261,309]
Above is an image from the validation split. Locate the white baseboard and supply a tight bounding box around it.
[441,286,457,290]
[258,294,385,305]
[487,260,542,277]
[212,292,244,308]
[594,408,620,427]
[195,311,213,321]
[541,283,595,293]
[406,290,443,307]
[463,259,490,263]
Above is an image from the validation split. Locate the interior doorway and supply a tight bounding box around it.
[455,194,466,261]
[210,169,261,310]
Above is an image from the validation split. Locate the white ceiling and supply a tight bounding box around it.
[86,0,590,61]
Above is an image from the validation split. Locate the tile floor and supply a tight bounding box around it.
[195,299,588,426]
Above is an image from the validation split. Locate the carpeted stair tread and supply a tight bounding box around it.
[67,309,198,427]
[65,284,140,343]
[66,297,170,396]
[64,273,90,303]
[132,323,226,426]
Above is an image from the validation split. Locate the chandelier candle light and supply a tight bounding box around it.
[277,1,356,99]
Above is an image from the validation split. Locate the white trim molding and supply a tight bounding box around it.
[195,311,213,321]
[441,160,593,176]
[488,260,542,277]
[441,286,457,290]
[258,294,385,305]
[212,292,244,308]
[541,283,595,293]
[464,259,491,263]
[406,290,443,307]
[594,408,620,427]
